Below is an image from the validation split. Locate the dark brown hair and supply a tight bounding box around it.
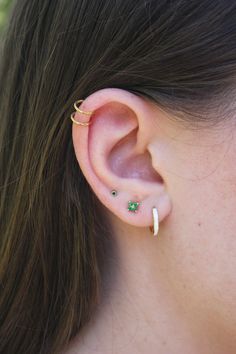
[0,1,236,353]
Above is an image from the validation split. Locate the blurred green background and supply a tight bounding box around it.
[0,0,13,33]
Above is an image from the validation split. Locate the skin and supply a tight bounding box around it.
[64,88,236,354]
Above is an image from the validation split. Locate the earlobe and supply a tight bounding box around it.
[71,88,172,235]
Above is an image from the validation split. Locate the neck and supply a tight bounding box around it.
[65,217,236,354]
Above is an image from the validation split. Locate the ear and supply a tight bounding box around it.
[71,88,172,232]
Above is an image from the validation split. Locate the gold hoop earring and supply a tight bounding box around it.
[149,207,159,236]
[70,112,92,126]
[70,99,93,126]
[74,100,93,115]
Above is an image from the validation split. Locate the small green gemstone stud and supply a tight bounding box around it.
[128,200,140,213]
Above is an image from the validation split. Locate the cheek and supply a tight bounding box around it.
[157,124,236,329]
[166,173,236,323]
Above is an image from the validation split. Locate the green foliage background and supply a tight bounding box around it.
[0,0,13,33]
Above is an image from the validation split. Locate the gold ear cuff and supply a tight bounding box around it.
[70,99,94,126]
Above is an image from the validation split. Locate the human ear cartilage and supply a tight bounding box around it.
[70,99,160,238]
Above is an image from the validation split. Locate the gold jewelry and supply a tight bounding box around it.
[70,99,94,126]
[149,207,159,236]
[70,112,92,126]
[74,100,93,115]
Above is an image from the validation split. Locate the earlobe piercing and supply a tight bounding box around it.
[128,200,141,213]
[127,201,159,237]
[149,207,159,236]
[110,191,159,236]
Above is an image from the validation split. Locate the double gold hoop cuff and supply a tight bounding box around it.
[70,99,94,126]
